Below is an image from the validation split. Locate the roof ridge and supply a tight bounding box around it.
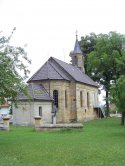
[51,56,70,65]
[28,56,98,87]
[51,57,76,80]
[51,57,98,87]
[27,62,47,82]
[47,61,50,79]
[48,61,68,80]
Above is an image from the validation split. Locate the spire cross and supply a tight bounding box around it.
[75,30,78,39]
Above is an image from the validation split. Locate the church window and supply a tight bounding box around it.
[53,90,58,108]
[39,106,42,116]
[65,90,67,108]
[80,91,83,107]
[87,92,89,107]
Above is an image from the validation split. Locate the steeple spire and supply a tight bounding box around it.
[73,31,83,55]
[69,32,85,73]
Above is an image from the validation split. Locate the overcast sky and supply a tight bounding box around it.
[0,0,125,103]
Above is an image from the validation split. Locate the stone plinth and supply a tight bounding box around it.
[35,123,83,131]
[34,116,41,130]
[3,117,10,131]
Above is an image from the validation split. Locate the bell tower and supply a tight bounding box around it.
[70,32,85,73]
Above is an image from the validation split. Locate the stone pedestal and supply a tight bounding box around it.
[3,117,10,131]
[34,116,41,129]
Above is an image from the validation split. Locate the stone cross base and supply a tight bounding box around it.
[34,116,42,130]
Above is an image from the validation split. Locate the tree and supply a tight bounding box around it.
[110,76,125,125]
[80,32,125,116]
[79,32,97,72]
[0,28,31,104]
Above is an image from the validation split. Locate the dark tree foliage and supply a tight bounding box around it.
[79,33,97,73]
[110,76,125,125]
[80,32,125,116]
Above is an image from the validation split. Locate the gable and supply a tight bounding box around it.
[28,61,70,82]
[28,57,98,88]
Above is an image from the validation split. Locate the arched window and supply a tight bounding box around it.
[87,92,89,107]
[53,90,58,108]
[80,91,83,107]
[39,106,42,116]
[65,90,67,108]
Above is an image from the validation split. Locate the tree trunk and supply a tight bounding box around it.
[105,90,110,117]
[121,112,125,125]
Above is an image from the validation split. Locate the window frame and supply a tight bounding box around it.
[65,90,67,108]
[80,91,83,107]
[39,106,42,116]
[53,90,58,108]
[87,92,89,107]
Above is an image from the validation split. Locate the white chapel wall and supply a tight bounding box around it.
[13,101,52,125]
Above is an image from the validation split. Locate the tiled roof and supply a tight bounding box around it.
[16,83,53,101]
[51,57,98,87]
[28,57,98,87]
[28,61,70,82]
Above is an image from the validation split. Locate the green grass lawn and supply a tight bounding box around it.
[0,118,125,166]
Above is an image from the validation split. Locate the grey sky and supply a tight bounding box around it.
[0,0,125,103]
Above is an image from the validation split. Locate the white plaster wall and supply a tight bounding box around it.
[34,102,52,124]
[13,101,52,126]
[13,102,34,125]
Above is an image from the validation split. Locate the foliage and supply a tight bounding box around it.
[80,32,97,72]
[110,107,119,113]
[0,118,125,166]
[110,76,125,110]
[0,28,31,104]
[110,75,125,125]
[80,32,125,115]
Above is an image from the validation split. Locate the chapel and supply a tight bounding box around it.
[26,35,99,123]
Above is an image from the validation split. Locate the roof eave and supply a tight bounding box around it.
[28,78,70,82]
[13,98,53,102]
